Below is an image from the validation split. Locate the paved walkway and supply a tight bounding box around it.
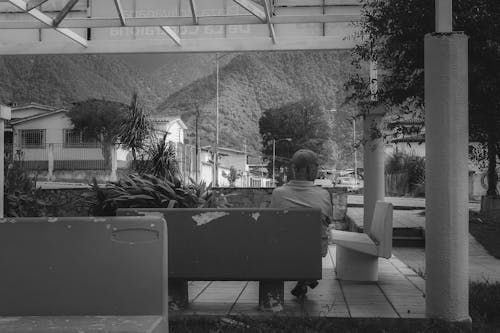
[347,195,480,211]
[171,245,426,319]
[346,196,500,283]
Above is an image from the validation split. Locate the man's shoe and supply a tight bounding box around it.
[290,284,307,298]
[308,280,319,289]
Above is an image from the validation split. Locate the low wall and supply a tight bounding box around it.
[34,186,349,230]
[38,188,91,217]
[219,187,349,230]
[32,169,130,183]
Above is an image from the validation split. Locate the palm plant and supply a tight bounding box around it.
[84,174,229,216]
[119,92,153,162]
[132,133,182,186]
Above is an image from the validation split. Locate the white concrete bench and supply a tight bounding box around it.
[330,201,393,281]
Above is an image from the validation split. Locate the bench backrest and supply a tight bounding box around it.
[0,216,167,316]
[117,208,322,281]
[368,201,393,258]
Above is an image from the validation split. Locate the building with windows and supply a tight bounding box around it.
[8,103,104,170]
[7,103,190,182]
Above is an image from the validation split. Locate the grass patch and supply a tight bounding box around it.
[170,317,471,333]
[469,211,500,259]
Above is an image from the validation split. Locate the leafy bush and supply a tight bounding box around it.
[385,152,425,197]
[84,174,229,216]
[470,281,500,325]
[222,166,242,187]
[3,154,46,217]
[131,133,182,185]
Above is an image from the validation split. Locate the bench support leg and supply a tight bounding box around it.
[335,246,378,282]
[168,279,188,310]
[258,280,284,312]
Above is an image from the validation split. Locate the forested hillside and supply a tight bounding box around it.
[0,55,163,110]
[155,50,357,157]
[0,51,358,166]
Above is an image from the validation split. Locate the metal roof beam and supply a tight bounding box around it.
[0,36,354,55]
[53,0,79,27]
[263,0,276,44]
[233,0,266,22]
[26,0,48,11]
[8,0,88,47]
[113,0,126,26]
[188,0,198,25]
[0,12,360,28]
[160,26,181,46]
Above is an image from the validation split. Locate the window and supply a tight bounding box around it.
[63,129,99,148]
[20,129,45,148]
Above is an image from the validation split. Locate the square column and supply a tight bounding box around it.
[363,108,386,231]
[424,32,469,322]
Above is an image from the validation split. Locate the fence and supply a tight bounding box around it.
[11,143,106,171]
[9,141,273,187]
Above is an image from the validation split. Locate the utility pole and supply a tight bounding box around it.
[195,106,200,183]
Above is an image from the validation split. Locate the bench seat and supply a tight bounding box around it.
[330,230,378,256]
[330,201,393,282]
[117,208,322,311]
[0,316,167,333]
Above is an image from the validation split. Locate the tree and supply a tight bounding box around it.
[222,166,242,187]
[68,98,128,169]
[259,100,332,178]
[345,0,500,196]
[119,92,153,162]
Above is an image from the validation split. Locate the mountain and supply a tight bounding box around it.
[0,53,235,112]
[155,50,356,156]
[0,54,165,110]
[0,51,357,166]
[121,53,236,95]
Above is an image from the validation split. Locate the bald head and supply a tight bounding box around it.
[291,149,319,181]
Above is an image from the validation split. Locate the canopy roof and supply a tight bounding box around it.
[0,0,361,55]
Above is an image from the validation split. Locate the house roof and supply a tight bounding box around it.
[202,146,246,155]
[11,102,59,113]
[10,109,68,125]
[391,134,425,143]
[151,116,187,130]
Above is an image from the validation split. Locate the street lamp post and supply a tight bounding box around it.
[272,138,292,187]
[213,52,232,187]
[353,117,358,186]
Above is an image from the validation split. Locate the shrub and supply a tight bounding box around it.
[131,133,183,186]
[222,166,242,187]
[84,174,230,216]
[3,154,46,217]
[386,151,425,197]
[470,281,500,325]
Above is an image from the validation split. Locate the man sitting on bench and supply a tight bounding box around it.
[270,149,333,298]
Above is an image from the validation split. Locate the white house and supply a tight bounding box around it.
[115,116,187,163]
[8,103,104,171]
[199,146,272,187]
[8,103,190,181]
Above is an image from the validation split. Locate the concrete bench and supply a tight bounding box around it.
[0,216,168,333]
[330,201,393,281]
[117,208,322,311]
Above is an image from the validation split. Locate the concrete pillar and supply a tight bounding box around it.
[47,143,54,181]
[0,106,10,218]
[110,144,118,182]
[363,108,385,231]
[425,32,469,322]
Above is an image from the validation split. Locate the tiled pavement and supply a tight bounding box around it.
[346,202,500,283]
[347,207,425,229]
[170,245,426,319]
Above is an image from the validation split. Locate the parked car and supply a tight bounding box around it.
[335,176,364,192]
